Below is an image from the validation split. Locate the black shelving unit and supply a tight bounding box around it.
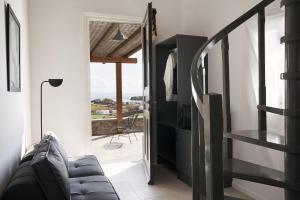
[155,34,207,186]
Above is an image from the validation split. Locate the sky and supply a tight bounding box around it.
[90,50,143,100]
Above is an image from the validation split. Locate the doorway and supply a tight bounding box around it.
[88,20,144,164]
[85,6,194,200]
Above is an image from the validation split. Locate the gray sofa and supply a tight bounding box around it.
[1,134,119,200]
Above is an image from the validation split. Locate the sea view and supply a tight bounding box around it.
[91,92,143,119]
[91,92,142,102]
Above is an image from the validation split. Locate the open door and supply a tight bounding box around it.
[142,2,155,184]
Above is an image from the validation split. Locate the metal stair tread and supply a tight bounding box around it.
[223,158,300,191]
[224,129,287,152]
[223,158,286,189]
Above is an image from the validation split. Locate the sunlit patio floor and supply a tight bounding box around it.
[91,132,143,165]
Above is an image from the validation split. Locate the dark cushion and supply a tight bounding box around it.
[44,132,69,167]
[20,143,39,164]
[69,175,119,200]
[68,155,104,178]
[1,161,47,200]
[31,139,70,200]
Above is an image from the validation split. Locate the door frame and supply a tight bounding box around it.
[83,11,156,180]
[82,5,157,185]
[84,12,143,24]
[82,12,143,145]
[141,2,157,184]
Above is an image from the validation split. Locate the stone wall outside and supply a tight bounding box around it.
[92,117,143,136]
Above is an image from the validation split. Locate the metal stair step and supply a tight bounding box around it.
[257,105,300,117]
[257,105,284,115]
[224,130,300,153]
[224,196,247,200]
[224,130,285,152]
[224,158,300,191]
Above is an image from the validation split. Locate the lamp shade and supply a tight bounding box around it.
[48,79,63,87]
[112,28,127,41]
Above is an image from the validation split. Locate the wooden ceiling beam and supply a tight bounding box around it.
[90,56,137,64]
[125,44,142,57]
[90,23,118,55]
[108,28,141,57]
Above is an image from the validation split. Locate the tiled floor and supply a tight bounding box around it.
[102,161,192,200]
[101,161,253,200]
[91,133,253,200]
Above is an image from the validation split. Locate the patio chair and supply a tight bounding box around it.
[110,113,139,144]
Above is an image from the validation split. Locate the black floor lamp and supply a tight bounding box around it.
[40,79,63,140]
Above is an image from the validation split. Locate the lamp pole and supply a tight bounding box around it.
[40,79,63,140]
[40,81,48,140]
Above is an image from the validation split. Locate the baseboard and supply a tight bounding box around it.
[177,171,192,187]
[232,181,266,200]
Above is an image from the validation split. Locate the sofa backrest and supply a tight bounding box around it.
[1,133,71,200]
[1,161,47,200]
[44,132,69,167]
[19,143,39,164]
[31,138,70,200]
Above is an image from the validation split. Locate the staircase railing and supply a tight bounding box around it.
[190,0,300,199]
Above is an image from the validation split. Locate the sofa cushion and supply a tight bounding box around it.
[20,143,39,164]
[69,175,119,200]
[44,132,69,167]
[31,139,70,200]
[68,155,104,178]
[1,161,47,200]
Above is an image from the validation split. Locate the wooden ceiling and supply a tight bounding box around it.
[89,21,141,63]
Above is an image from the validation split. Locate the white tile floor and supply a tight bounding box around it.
[102,161,192,200]
[91,133,253,200]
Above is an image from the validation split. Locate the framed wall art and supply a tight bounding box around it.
[6,4,21,92]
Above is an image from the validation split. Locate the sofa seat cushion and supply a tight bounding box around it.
[1,161,47,200]
[69,175,119,200]
[68,155,104,178]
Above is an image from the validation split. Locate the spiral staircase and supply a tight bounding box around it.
[190,0,300,199]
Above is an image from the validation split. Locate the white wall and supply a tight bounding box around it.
[0,0,31,194]
[179,1,284,200]
[28,0,181,156]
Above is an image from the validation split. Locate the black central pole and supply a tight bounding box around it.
[40,81,48,140]
[258,9,266,131]
[282,0,300,199]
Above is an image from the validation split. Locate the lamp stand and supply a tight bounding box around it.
[40,79,63,140]
[40,81,48,140]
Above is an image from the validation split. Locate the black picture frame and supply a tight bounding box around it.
[6,4,21,92]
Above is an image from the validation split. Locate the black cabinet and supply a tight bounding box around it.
[155,34,207,186]
[176,128,192,186]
